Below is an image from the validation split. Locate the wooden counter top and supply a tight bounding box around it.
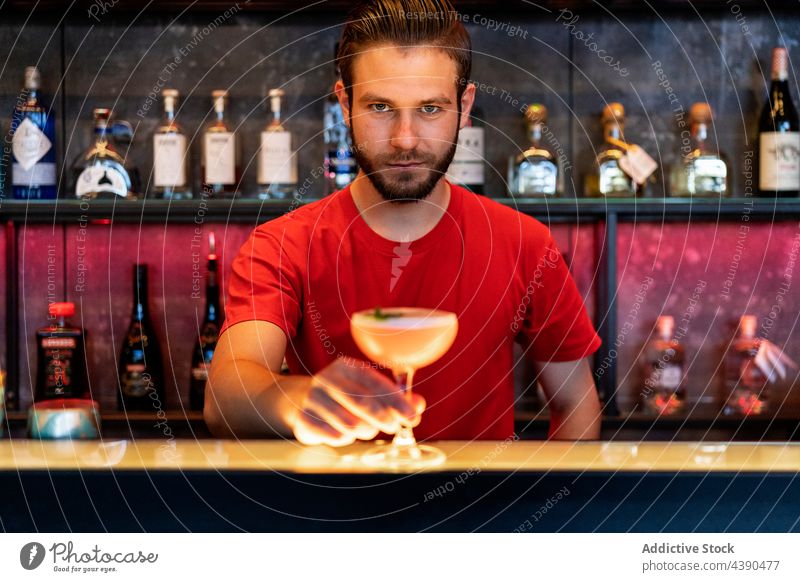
[2,439,799,473]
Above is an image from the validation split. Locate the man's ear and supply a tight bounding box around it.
[334,79,351,129]
[459,82,477,130]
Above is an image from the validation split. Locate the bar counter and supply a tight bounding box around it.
[1,440,799,532]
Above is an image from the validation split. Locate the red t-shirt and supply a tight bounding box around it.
[221,182,601,440]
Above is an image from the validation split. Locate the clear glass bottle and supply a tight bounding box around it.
[153,88,190,199]
[669,102,728,197]
[201,90,239,197]
[723,315,768,415]
[447,106,485,194]
[508,103,559,197]
[640,316,685,415]
[585,102,637,197]
[323,43,357,196]
[257,88,297,200]
[73,108,139,199]
[9,66,57,199]
[758,47,800,197]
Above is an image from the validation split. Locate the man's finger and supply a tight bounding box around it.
[306,387,379,440]
[338,363,419,420]
[294,408,355,447]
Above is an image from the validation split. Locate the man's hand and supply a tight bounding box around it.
[292,357,425,447]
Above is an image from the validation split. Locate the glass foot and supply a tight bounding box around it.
[361,443,446,469]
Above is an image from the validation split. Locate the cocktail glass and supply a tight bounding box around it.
[350,307,458,468]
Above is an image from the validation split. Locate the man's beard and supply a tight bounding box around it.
[350,120,459,203]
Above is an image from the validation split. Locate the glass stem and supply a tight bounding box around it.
[391,368,417,448]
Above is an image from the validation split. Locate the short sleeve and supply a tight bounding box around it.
[517,234,601,362]
[220,226,303,339]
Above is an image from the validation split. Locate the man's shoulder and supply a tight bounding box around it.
[457,184,552,246]
[253,190,347,240]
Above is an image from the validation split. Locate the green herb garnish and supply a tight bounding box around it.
[372,307,403,320]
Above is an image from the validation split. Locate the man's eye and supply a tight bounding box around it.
[371,103,390,113]
[421,105,440,114]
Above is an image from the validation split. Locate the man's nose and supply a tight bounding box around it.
[389,108,421,150]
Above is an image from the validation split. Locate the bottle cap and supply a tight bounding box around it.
[48,302,75,318]
[163,89,179,113]
[24,66,41,90]
[689,102,713,125]
[602,102,625,124]
[525,103,548,125]
[212,90,228,113]
[771,47,789,81]
[208,232,217,262]
[656,315,674,339]
[739,315,757,339]
[268,88,284,115]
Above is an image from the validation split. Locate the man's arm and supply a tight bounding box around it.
[533,357,601,440]
[204,320,423,444]
[204,320,311,438]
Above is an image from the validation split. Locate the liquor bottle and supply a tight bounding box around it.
[447,106,485,194]
[153,89,190,199]
[190,235,224,410]
[640,316,685,415]
[73,108,140,199]
[257,88,298,199]
[723,315,767,415]
[669,103,728,197]
[8,66,57,199]
[508,103,559,197]
[0,363,5,438]
[35,302,88,401]
[201,90,239,197]
[119,264,164,411]
[758,47,800,197]
[324,43,357,196]
[585,102,637,197]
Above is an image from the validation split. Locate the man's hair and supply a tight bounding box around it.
[337,0,472,101]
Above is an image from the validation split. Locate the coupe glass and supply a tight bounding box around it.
[350,307,458,468]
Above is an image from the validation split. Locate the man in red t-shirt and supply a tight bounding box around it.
[206,0,602,445]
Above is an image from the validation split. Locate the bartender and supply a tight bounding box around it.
[205,0,602,446]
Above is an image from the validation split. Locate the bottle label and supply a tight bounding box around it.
[42,337,77,349]
[652,364,682,390]
[619,144,658,185]
[153,134,188,187]
[12,161,56,187]
[759,132,800,191]
[75,165,129,198]
[39,337,77,397]
[12,118,52,171]
[191,363,209,381]
[447,126,484,185]
[121,366,152,398]
[46,354,72,396]
[517,160,558,196]
[204,132,236,185]
[258,131,295,185]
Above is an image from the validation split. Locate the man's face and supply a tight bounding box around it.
[337,45,474,202]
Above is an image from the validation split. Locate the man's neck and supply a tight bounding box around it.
[349,172,451,243]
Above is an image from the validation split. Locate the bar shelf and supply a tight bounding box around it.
[3,196,799,223]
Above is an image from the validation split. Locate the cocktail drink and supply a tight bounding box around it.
[350,307,458,468]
